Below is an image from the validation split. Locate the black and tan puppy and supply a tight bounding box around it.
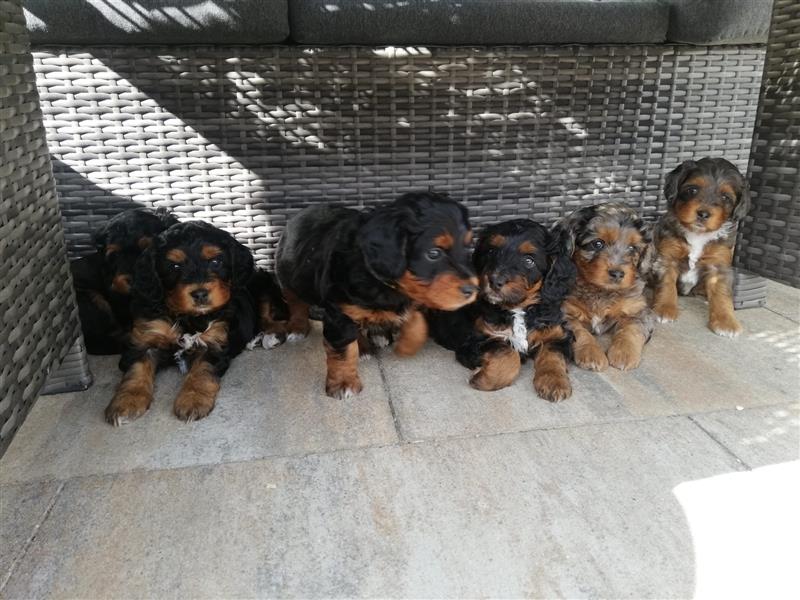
[70,208,177,354]
[276,191,479,398]
[104,221,258,425]
[652,158,751,337]
[559,203,655,371]
[429,219,576,401]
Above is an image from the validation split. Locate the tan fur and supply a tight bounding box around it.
[518,240,537,254]
[174,359,220,421]
[111,274,132,294]
[434,232,454,250]
[469,345,521,391]
[607,320,647,371]
[652,237,688,321]
[533,345,571,402]
[166,248,187,263]
[199,320,228,351]
[340,303,405,326]
[200,244,223,259]
[325,340,362,397]
[397,271,478,310]
[131,318,180,349]
[283,288,311,337]
[394,309,428,356]
[105,357,156,424]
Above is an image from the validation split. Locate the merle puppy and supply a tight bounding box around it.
[429,219,576,401]
[105,221,260,425]
[276,191,478,398]
[70,208,177,354]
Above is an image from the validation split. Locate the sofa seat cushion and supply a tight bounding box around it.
[289,0,669,45]
[23,0,290,44]
[663,0,772,45]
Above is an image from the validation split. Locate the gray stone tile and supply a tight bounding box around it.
[692,403,800,468]
[765,279,800,323]
[380,343,633,441]
[607,297,799,417]
[1,417,742,598]
[0,323,397,485]
[0,481,62,582]
[385,297,799,439]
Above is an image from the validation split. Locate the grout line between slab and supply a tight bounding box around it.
[0,480,65,594]
[687,415,752,471]
[375,355,405,443]
[762,305,800,325]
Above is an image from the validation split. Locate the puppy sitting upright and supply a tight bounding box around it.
[429,219,576,401]
[652,158,751,337]
[560,203,655,371]
[71,208,177,354]
[276,191,478,399]
[105,221,258,425]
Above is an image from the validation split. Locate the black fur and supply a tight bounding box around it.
[120,221,257,378]
[70,208,177,354]
[429,219,576,371]
[276,191,477,352]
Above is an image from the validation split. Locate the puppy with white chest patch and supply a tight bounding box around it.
[652,158,751,337]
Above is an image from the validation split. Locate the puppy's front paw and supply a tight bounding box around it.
[174,390,216,422]
[709,314,743,338]
[574,343,608,371]
[105,392,150,426]
[286,332,308,343]
[533,371,572,402]
[607,338,642,371]
[653,302,679,323]
[325,375,363,399]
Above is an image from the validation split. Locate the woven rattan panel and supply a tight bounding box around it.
[32,45,765,267]
[0,1,83,455]
[737,0,800,287]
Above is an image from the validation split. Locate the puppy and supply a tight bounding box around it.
[276,191,478,398]
[652,158,751,337]
[70,208,177,354]
[559,203,655,371]
[247,268,290,349]
[429,219,576,401]
[104,221,257,425]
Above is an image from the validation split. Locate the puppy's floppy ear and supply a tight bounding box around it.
[555,206,595,257]
[664,160,697,207]
[153,207,179,229]
[130,244,165,317]
[358,205,413,281]
[732,183,752,222]
[541,226,576,305]
[636,219,656,277]
[230,238,255,289]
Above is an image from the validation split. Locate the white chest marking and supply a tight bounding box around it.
[591,315,603,334]
[680,224,732,292]
[510,309,528,353]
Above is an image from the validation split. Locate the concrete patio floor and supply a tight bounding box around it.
[1,281,798,598]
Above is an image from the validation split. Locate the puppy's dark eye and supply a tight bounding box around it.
[627,245,637,255]
[523,256,536,269]
[721,194,733,203]
[684,186,699,197]
[209,256,222,267]
[170,262,182,271]
[426,248,444,261]
[590,239,605,251]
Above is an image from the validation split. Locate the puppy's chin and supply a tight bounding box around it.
[481,286,526,308]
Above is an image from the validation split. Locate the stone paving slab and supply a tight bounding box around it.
[0,481,62,583]
[0,417,744,599]
[386,298,799,440]
[692,403,800,468]
[0,324,397,485]
[765,279,800,323]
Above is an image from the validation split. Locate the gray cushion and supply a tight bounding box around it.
[23,0,289,44]
[289,0,669,45]
[663,0,773,44]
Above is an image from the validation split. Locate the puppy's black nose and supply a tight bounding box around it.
[489,273,508,290]
[608,269,624,282]
[460,284,477,298]
[191,288,209,303]
[697,209,710,221]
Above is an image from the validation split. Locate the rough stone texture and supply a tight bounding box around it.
[1,282,798,596]
[1,418,741,598]
[692,404,800,468]
[0,481,62,581]
[0,324,397,484]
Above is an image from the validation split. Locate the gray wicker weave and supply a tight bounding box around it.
[736,0,800,287]
[0,1,90,456]
[31,45,765,267]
